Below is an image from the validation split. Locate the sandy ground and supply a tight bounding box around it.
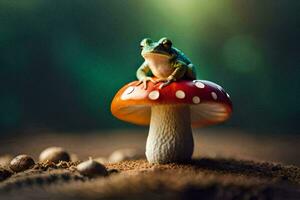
[1,128,299,165]
[0,129,299,199]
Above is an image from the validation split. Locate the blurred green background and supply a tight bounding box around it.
[0,0,299,134]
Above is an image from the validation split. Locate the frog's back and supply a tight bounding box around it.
[172,47,196,80]
[172,47,192,65]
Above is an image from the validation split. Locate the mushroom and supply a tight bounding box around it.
[111,80,232,164]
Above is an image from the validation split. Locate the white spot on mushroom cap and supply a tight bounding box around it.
[194,81,205,88]
[125,86,135,94]
[192,96,200,104]
[148,90,160,100]
[211,92,218,100]
[121,86,135,100]
[175,90,185,99]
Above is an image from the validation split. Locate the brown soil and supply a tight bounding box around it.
[0,159,299,199]
[0,129,299,199]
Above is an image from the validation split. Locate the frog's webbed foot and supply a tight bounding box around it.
[156,76,176,89]
[159,80,172,89]
[136,77,156,89]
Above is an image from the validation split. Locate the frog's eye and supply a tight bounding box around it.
[140,38,152,48]
[161,38,172,48]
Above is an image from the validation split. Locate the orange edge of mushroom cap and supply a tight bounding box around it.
[111,80,233,128]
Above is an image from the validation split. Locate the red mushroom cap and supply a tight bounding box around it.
[111,80,232,127]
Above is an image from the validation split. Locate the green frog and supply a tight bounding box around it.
[137,37,196,89]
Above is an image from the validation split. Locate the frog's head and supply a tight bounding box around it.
[140,37,175,60]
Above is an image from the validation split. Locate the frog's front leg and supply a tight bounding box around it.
[136,62,155,89]
[158,61,187,89]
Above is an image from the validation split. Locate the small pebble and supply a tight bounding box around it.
[77,158,108,177]
[39,147,70,163]
[109,148,142,163]
[9,154,35,172]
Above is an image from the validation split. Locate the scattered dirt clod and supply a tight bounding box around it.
[109,148,143,163]
[39,147,70,163]
[9,155,35,173]
[77,158,108,177]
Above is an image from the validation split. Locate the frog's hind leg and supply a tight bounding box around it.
[186,64,197,80]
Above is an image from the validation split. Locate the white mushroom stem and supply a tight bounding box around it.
[146,105,194,164]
